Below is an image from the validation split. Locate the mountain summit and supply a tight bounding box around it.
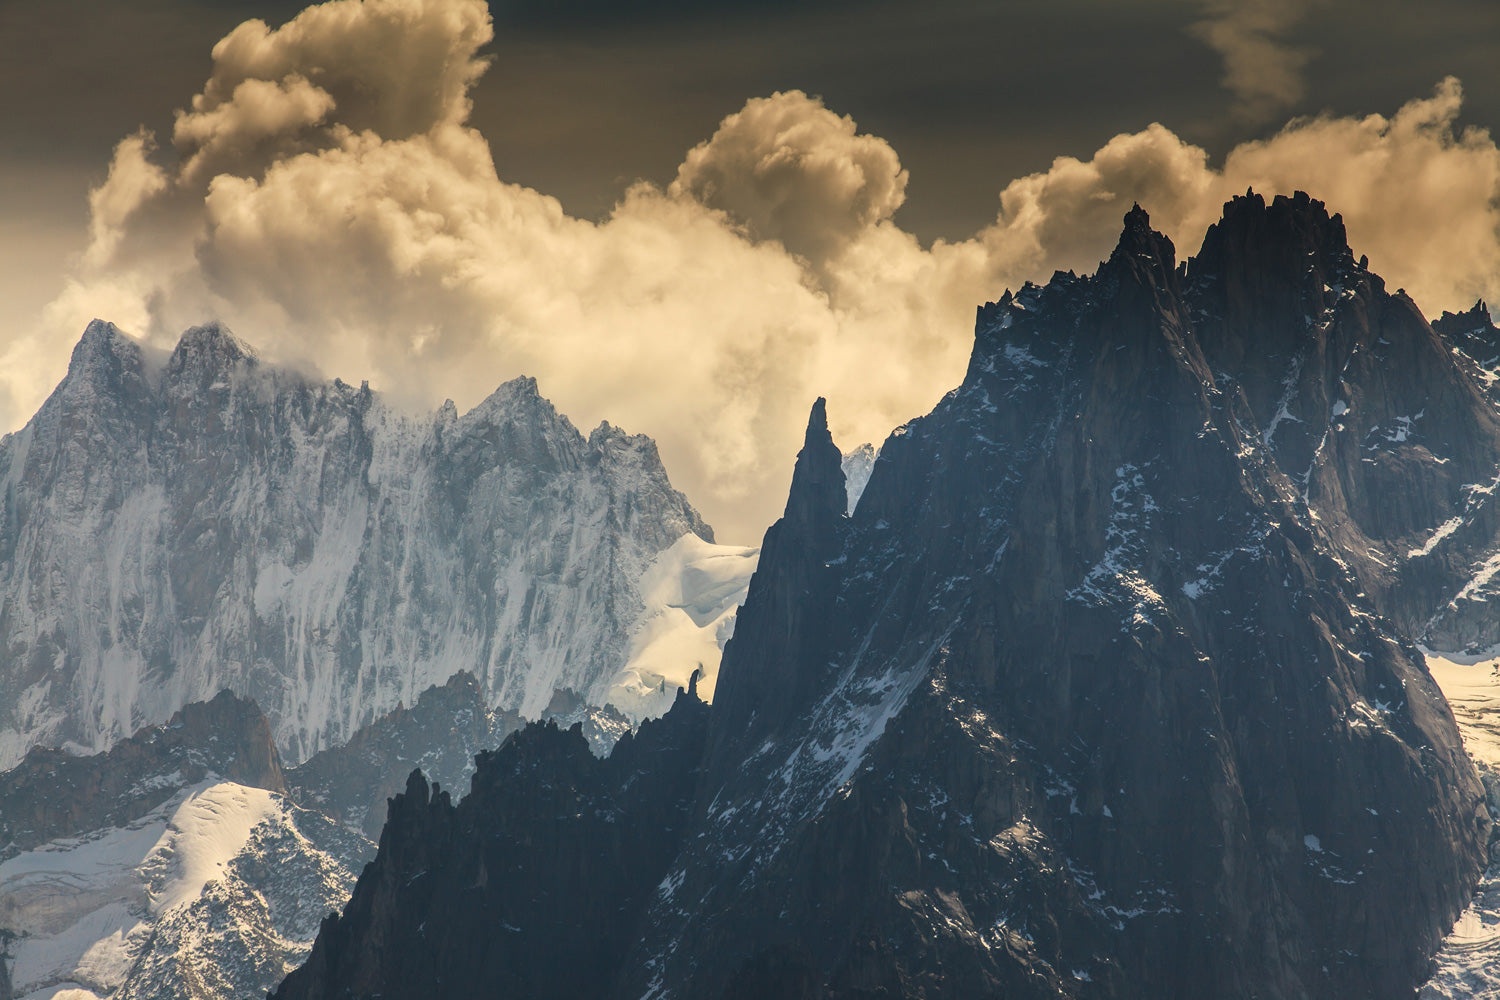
[271,193,1491,999]
[0,324,721,768]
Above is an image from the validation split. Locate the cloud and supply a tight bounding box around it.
[1190,0,1318,121]
[670,92,908,266]
[1218,78,1500,312]
[4,0,1499,544]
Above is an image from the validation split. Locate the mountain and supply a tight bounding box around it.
[0,671,652,1000]
[0,694,366,1000]
[270,678,710,1000]
[0,323,752,769]
[1433,300,1500,405]
[282,670,633,840]
[1177,196,1500,654]
[0,690,282,859]
[272,193,1490,1000]
[282,671,522,840]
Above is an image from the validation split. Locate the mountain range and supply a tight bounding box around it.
[274,192,1500,999]
[0,323,756,770]
[7,191,1500,999]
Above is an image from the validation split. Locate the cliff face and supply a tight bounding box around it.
[1180,196,1500,650]
[0,324,712,768]
[271,194,1491,1000]
[622,196,1487,999]
[270,680,710,1000]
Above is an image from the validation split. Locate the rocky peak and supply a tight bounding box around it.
[271,678,710,1000]
[168,689,287,790]
[704,399,846,758]
[50,320,152,421]
[284,670,521,839]
[0,689,284,860]
[1186,191,1363,367]
[1190,189,1359,289]
[165,321,258,389]
[782,398,847,539]
[1434,298,1500,373]
[266,195,1490,1000]
[460,375,547,425]
[1102,203,1180,293]
[1435,298,1498,335]
[66,318,140,377]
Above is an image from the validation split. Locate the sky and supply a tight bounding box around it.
[1,0,1499,543]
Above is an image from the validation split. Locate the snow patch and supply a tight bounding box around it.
[1419,650,1500,997]
[1408,517,1465,559]
[609,533,759,720]
[0,780,358,1000]
[840,444,879,515]
[148,784,282,911]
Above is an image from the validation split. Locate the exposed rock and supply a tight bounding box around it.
[0,690,283,860]
[285,671,522,840]
[270,683,710,1000]
[1433,299,1500,398]
[539,686,633,756]
[272,194,1491,999]
[0,693,364,1000]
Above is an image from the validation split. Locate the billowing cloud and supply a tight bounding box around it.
[3,0,1499,544]
[1219,78,1500,311]
[1190,0,1318,121]
[671,92,908,265]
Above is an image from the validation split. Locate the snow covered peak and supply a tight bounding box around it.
[461,374,546,420]
[0,322,719,768]
[69,318,137,369]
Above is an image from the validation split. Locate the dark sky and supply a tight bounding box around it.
[5,0,1498,244]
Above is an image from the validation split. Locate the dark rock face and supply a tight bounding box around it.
[270,682,710,1000]
[273,194,1489,1000]
[539,686,634,755]
[1180,194,1500,651]
[619,196,1486,1000]
[0,689,283,859]
[1433,299,1500,395]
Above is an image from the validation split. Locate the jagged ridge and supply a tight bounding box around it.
[0,323,712,767]
[271,675,711,1000]
[272,193,1492,1000]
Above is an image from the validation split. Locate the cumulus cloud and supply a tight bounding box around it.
[4,0,1500,543]
[1190,0,1318,121]
[670,93,909,265]
[1219,78,1500,311]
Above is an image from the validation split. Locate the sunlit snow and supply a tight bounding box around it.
[1420,650,1500,998]
[609,533,758,719]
